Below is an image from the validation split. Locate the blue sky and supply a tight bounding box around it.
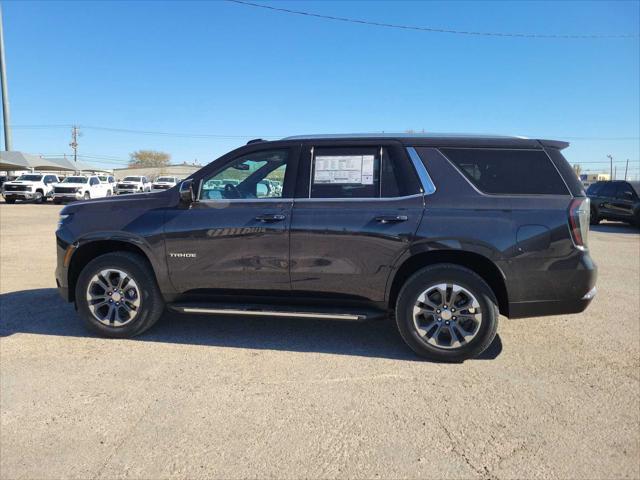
[2,0,639,178]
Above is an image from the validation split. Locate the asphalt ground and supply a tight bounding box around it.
[1,201,639,479]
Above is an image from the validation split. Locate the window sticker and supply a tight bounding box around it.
[314,155,375,185]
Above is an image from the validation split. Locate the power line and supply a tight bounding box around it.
[226,0,640,39]
[10,124,281,139]
[9,124,640,141]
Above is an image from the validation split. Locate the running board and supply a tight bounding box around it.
[168,303,383,321]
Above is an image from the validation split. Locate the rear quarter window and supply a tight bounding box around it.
[440,148,569,195]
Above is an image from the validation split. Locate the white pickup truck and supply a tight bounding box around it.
[151,176,180,191]
[52,175,112,203]
[116,176,151,195]
[1,173,60,204]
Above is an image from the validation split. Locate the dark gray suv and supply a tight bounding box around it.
[55,134,597,361]
[587,180,640,227]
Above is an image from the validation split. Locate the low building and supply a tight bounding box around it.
[113,164,201,181]
[580,173,610,188]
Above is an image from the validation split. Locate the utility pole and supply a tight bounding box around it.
[624,159,629,181]
[607,154,613,180]
[69,125,79,162]
[613,166,616,180]
[0,4,12,151]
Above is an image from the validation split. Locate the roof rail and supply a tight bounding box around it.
[246,138,266,145]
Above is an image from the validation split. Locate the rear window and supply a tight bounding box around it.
[440,148,568,195]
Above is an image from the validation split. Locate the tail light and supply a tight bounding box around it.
[568,197,590,249]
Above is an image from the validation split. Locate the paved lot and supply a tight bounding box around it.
[1,201,639,480]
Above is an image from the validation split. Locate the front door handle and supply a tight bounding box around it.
[375,215,408,224]
[255,214,286,222]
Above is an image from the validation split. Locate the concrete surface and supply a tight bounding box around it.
[1,202,639,479]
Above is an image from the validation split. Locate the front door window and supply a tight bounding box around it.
[200,150,289,200]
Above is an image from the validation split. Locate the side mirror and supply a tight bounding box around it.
[179,179,195,206]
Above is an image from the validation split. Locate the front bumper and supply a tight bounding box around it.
[3,191,35,199]
[55,233,75,302]
[53,192,83,201]
[116,189,139,195]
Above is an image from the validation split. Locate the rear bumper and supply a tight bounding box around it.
[507,253,597,319]
[509,296,595,318]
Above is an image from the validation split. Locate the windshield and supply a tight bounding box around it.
[62,177,88,183]
[156,177,175,182]
[123,177,141,182]
[16,175,43,181]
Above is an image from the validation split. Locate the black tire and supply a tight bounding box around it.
[75,252,164,338]
[106,189,112,197]
[395,264,499,362]
[83,192,90,200]
[34,191,44,204]
[590,207,600,225]
[53,199,61,205]
[4,198,16,204]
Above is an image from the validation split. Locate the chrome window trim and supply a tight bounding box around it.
[198,197,293,204]
[294,193,423,203]
[406,147,436,195]
[197,194,423,204]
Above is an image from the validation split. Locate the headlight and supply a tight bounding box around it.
[75,187,83,193]
[57,214,73,228]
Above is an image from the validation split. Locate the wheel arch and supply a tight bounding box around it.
[67,239,154,303]
[387,250,509,317]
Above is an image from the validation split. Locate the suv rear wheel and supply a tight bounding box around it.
[395,264,499,362]
[75,252,164,338]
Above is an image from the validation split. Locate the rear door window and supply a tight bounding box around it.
[440,148,569,195]
[310,147,380,199]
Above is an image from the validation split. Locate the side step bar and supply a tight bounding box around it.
[168,303,386,321]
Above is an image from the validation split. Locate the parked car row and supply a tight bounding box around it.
[2,173,181,204]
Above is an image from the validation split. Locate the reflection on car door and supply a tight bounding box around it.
[164,145,299,293]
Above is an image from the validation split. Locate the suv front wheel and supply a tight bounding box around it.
[75,252,164,338]
[395,264,499,362]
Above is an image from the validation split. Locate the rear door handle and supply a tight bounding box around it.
[375,215,408,224]
[255,214,286,222]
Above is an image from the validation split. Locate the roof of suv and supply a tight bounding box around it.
[280,133,568,149]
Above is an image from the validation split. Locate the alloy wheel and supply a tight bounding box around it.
[85,269,141,326]
[412,283,482,349]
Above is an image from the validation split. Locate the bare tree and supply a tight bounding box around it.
[129,150,171,168]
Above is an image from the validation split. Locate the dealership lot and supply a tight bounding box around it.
[0,202,638,479]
